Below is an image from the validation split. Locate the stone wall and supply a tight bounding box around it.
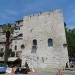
[21,9,69,69]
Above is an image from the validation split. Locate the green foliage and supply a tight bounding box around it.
[2,23,14,33]
[65,27,75,57]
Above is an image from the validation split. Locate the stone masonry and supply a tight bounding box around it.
[21,9,69,69]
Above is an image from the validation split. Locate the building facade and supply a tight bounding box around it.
[21,10,69,69]
[0,26,6,62]
[11,20,24,58]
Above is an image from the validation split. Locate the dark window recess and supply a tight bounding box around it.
[31,39,37,53]
[16,52,19,57]
[21,44,25,49]
[48,38,53,47]
[19,27,20,30]
[15,26,20,30]
[42,57,44,63]
[0,48,3,52]
[16,51,22,57]
[8,49,12,57]
[0,52,4,57]
[37,57,39,60]
[15,27,17,30]
[15,45,17,50]
[18,33,23,37]
[33,39,37,45]
[30,29,32,32]
[11,52,15,57]
[17,21,20,24]
[63,43,67,47]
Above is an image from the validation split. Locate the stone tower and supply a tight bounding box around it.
[21,9,69,69]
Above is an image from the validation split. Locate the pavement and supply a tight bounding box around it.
[1,68,75,75]
[4,72,75,75]
[27,69,75,75]
[0,72,75,75]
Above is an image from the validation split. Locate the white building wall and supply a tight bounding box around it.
[0,27,6,61]
[11,21,24,57]
[21,10,69,69]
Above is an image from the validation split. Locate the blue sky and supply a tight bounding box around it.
[0,0,75,28]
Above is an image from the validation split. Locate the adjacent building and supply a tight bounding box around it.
[11,20,24,58]
[0,25,6,62]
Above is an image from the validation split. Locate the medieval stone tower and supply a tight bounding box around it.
[21,9,69,69]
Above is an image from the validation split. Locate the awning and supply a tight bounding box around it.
[8,57,18,62]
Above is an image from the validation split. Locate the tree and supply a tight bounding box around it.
[4,30,10,64]
[65,23,75,57]
[3,24,14,65]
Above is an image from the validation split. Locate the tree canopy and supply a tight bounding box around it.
[65,25,75,57]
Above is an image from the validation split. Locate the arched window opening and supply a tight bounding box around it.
[33,39,37,46]
[48,38,53,47]
[31,39,37,53]
[21,44,25,49]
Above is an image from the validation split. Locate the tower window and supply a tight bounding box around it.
[48,38,53,47]
[31,39,37,53]
[33,39,37,46]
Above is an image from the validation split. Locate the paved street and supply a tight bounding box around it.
[27,72,75,75]
[37,72,75,75]
[1,71,75,75]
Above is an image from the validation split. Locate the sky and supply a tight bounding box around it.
[0,0,75,29]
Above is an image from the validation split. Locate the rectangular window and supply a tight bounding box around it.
[0,48,3,52]
[15,27,20,30]
[0,52,4,57]
[48,38,53,47]
[11,52,15,57]
[16,51,22,57]
[15,45,17,50]
[42,57,44,63]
